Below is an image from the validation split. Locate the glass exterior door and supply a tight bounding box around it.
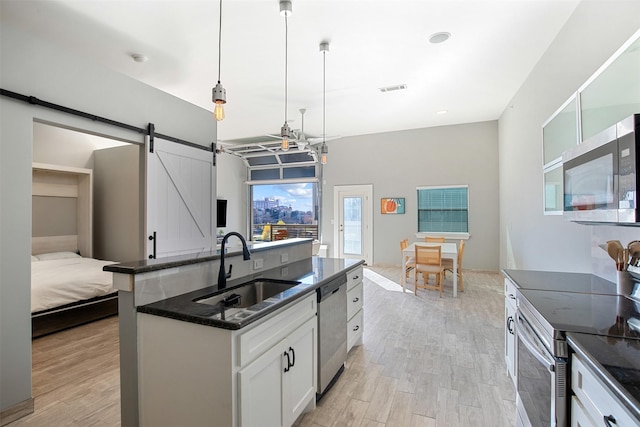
[342,196,363,256]
[334,185,372,264]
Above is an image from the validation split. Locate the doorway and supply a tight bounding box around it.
[333,185,373,265]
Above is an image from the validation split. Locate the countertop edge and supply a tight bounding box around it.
[566,333,640,421]
[105,238,313,274]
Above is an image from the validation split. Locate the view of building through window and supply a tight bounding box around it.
[251,182,318,241]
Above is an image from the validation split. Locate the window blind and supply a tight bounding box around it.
[417,186,468,232]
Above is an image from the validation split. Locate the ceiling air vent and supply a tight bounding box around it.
[379,84,407,93]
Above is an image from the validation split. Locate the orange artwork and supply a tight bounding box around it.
[381,198,405,214]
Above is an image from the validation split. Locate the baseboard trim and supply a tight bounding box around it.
[1,398,34,426]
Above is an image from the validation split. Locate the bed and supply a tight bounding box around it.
[31,237,118,338]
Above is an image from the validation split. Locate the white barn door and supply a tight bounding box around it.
[146,135,215,259]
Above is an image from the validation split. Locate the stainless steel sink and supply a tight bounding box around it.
[195,279,301,316]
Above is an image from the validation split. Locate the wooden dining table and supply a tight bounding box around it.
[401,242,459,297]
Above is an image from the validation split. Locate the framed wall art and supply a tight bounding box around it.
[381,197,405,214]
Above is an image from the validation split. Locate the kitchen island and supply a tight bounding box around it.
[105,238,364,427]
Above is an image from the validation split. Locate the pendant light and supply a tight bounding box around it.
[279,0,292,151]
[212,0,226,121]
[320,41,329,164]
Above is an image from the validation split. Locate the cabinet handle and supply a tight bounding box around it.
[603,415,617,426]
[352,297,359,303]
[289,347,295,368]
[353,325,360,331]
[353,275,359,280]
[507,316,515,335]
[283,351,291,373]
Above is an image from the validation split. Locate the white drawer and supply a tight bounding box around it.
[347,282,363,320]
[571,396,597,427]
[572,353,640,427]
[347,265,363,291]
[237,293,316,367]
[347,309,363,351]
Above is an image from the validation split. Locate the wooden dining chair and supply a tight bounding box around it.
[424,236,445,243]
[400,239,415,279]
[443,240,465,292]
[414,245,444,297]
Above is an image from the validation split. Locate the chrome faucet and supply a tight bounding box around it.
[217,232,251,290]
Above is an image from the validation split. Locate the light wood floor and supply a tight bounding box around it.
[11,267,515,426]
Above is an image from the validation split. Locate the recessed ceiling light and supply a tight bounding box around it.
[131,53,148,63]
[437,110,448,115]
[429,32,451,44]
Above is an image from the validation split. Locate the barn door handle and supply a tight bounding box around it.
[148,232,156,259]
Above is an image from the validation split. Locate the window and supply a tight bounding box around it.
[417,186,468,233]
[250,182,318,242]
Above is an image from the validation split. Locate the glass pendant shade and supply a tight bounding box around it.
[320,143,328,164]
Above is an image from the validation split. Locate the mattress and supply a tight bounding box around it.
[31,256,116,313]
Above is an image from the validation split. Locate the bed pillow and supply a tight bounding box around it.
[36,251,82,261]
[31,255,39,262]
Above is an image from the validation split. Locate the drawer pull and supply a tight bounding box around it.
[353,275,359,280]
[603,415,617,427]
[352,297,359,303]
[353,325,360,332]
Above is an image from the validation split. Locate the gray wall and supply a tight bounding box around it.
[498,0,640,282]
[0,19,216,413]
[216,152,247,236]
[321,121,500,271]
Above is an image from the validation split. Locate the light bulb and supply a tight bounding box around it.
[321,153,327,164]
[214,102,225,121]
[282,138,289,151]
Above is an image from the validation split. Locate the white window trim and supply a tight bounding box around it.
[417,185,469,236]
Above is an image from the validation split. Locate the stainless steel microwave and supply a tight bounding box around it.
[563,114,639,223]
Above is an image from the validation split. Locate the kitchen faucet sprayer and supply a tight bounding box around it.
[217,232,251,290]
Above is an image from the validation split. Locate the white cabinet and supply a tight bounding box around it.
[346,265,364,352]
[138,293,317,427]
[504,278,517,385]
[239,316,316,427]
[572,353,640,427]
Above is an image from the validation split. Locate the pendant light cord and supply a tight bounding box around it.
[284,15,288,124]
[217,0,223,83]
[322,48,326,144]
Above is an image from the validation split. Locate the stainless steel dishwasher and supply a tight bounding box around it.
[316,274,347,398]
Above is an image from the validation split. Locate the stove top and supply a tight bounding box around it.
[504,269,619,295]
[519,289,640,340]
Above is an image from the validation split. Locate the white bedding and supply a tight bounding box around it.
[31,257,116,313]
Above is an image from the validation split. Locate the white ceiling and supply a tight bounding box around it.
[2,0,580,144]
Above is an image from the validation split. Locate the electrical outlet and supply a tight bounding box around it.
[281,267,289,277]
[253,258,263,270]
[281,253,289,263]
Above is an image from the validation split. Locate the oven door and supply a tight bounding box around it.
[516,311,568,427]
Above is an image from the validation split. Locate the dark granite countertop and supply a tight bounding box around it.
[567,332,640,421]
[502,269,617,294]
[105,238,312,275]
[137,256,364,330]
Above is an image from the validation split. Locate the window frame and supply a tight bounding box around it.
[415,185,470,240]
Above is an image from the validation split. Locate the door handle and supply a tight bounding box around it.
[148,231,157,259]
[603,415,617,426]
[353,325,360,331]
[507,316,515,335]
[352,297,360,303]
